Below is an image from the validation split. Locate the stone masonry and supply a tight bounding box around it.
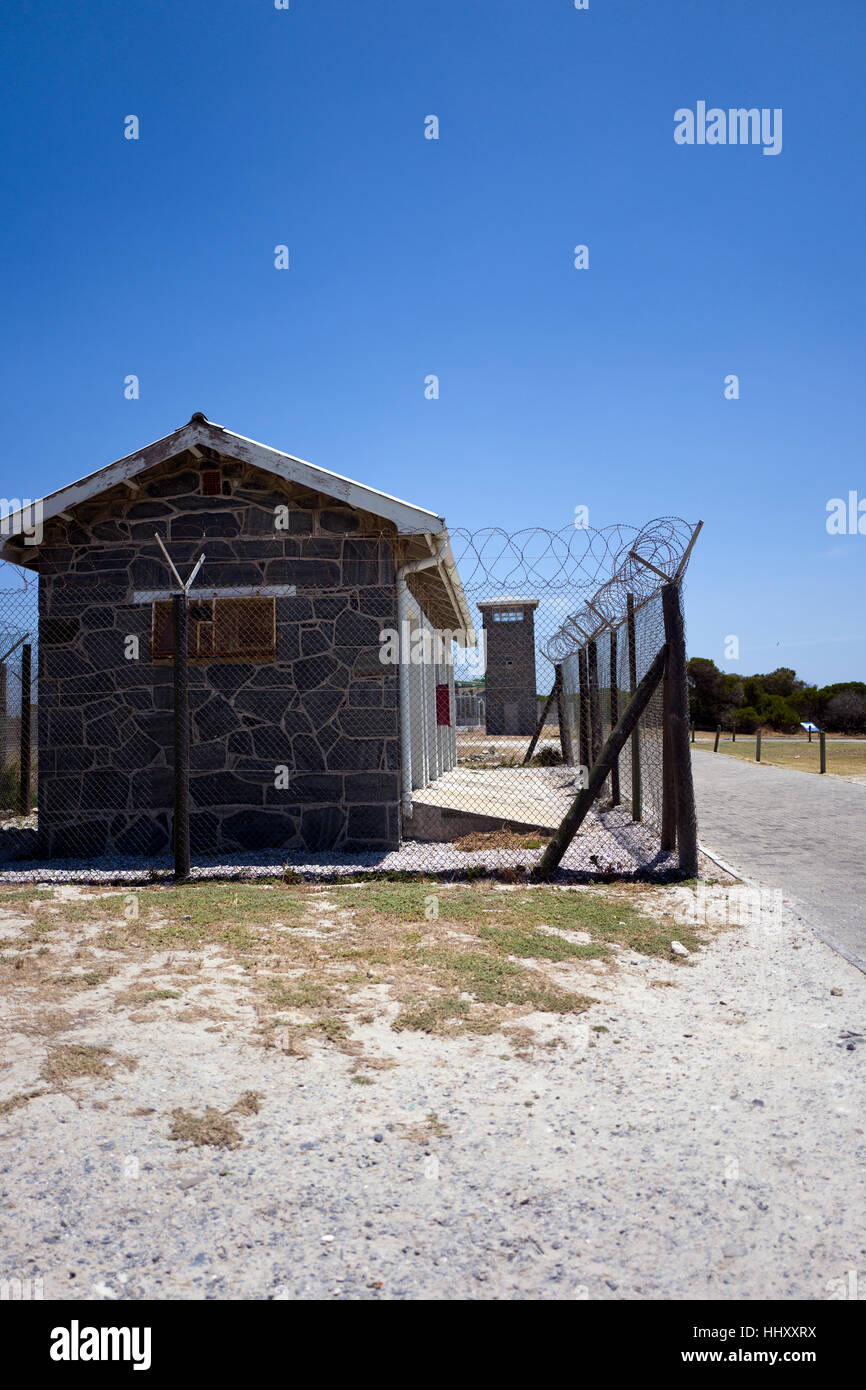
[35,450,401,859]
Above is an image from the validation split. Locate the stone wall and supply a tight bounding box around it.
[35,451,401,860]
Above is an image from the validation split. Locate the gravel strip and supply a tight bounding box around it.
[0,807,716,886]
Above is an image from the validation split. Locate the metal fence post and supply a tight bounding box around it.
[626,592,642,822]
[661,583,698,877]
[19,643,32,816]
[173,594,191,880]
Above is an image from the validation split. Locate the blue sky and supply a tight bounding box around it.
[1,0,863,685]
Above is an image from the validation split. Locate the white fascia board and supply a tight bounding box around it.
[198,422,443,535]
[132,584,297,603]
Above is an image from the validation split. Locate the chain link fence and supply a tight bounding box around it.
[0,519,699,883]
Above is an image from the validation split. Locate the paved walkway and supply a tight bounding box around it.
[691,748,866,973]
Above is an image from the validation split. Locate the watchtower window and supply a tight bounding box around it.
[492,609,523,622]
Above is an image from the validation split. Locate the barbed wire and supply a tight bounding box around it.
[449,517,696,660]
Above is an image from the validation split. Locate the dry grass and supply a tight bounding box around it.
[168,1090,264,1148]
[0,1089,44,1116]
[39,1043,136,1087]
[452,829,550,852]
[168,1107,243,1150]
[695,735,866,780]
[0,876,710,1050]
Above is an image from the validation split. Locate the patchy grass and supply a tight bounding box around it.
[231,1090,263,1116]
[169,1107,243,1150]
[39,1043,136,1087]
[452,830,549,852]
[0,1089,45,1116]
[0,876,707,1049]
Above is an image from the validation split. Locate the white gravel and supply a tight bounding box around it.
[1,881,864,1300]
[0,806,707,884]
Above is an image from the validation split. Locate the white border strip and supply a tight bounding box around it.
[132,585,297,603]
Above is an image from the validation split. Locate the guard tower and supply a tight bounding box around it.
[477,596,539,735]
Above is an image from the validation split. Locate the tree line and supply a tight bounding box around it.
[687,661,866,735]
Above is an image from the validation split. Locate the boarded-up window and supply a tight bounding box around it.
[152,596,276,662]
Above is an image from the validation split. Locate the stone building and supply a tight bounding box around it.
[0,415,471,860]
[477,596,539,735]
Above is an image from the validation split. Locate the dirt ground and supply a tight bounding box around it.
[1,873,864,1300]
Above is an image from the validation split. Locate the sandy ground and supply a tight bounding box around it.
[1,880,864,1301]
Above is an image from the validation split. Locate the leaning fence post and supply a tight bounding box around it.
[577,646,590,773]
[524,672,559,765]
[756,728,762,762]
[690,721,695,743]
[661,584,698,877]
[609,627,620,804]
[19,643,32,816]
[626,592,642,822]
[0,661,7,789]
[713,724,720,752]
[819,728,826,775]
[660,633,677,853]
[533,642,668,878]
[554,663,574,765]
[173,594,191,880]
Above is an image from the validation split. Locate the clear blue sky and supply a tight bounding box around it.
[1,0,863,685]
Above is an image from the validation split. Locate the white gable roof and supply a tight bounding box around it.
[1,414,444,543]
[0,415,474,635]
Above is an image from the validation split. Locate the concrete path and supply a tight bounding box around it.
[691,748,866,973]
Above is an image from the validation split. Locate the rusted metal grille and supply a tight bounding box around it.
[152,596,276,662]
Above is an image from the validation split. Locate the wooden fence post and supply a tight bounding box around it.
[660,639,677,852]
[173,595,191,880]
[626,593,642,822]
[18,644,32,816]
[577,646,590,773]
[609,627,620,804]
[554,663,574,765]
[0,661,6,792]
[661,584,698,877]
[713,724,720,752]
[756,728,762,762]
[524,673,559,765]
[819,729,826,774]
[587,640,602,768]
